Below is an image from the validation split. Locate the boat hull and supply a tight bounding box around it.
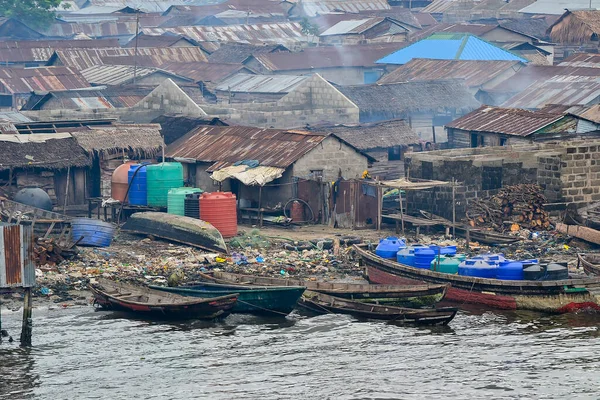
[91,280,237,320]
[151,285,305,316]
[578,253,600,276]
[357,246,600,313]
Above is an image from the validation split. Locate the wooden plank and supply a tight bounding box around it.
[555,223,600,245]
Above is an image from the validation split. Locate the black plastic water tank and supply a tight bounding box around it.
[13,188,52,211]
[184,193,201,219]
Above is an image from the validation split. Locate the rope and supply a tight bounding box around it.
[235,299,291,316]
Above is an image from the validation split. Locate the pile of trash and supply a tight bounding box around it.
[29,231,364,304]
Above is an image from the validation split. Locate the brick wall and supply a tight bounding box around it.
[559,144,600,207]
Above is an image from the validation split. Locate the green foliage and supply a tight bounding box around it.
[300,17,319,37]
[0,0,68,29]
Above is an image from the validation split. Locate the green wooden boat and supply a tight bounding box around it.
[150,282,305,316]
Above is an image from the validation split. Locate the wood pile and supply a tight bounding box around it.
[466,184,550,232]
[34,237,78,266]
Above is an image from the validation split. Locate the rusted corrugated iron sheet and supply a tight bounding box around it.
[160,62,244,83]
[558,53,600,68]
[299,0,390,17]
[0,224,34,288]
[0,39,120,64]
[379,58,522,87]
[0,66,91,94]
[51,47,208,70]
[501,79,600,109]
[321,18,385,36]
[141,22,307,46]
[166,126,327,169]
[446,105,567,136]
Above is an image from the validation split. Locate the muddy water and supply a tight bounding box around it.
[1,307,599,399]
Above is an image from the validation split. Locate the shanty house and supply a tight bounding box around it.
[287,0,391,18]
[310,119,420,179]
[0,134,90,207]
[243,43,406,85]
[319,17,410,45]
[71,124,164,198]
[214,74,309,103]
[376,33,528,65]
[0,67,91,109]
[336,80,480,142]
[445,106,578,148]
[165,126,373,208]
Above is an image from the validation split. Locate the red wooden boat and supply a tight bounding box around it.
[355,245,600,313]
[91,278,238,319]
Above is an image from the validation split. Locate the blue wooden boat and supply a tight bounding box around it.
[150,282,306,316]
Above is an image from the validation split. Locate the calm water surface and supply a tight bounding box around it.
[1,306,599,399]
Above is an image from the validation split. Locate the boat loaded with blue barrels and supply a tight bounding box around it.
[357,237,600,313]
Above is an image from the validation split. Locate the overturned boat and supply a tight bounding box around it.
[121,212,227,253]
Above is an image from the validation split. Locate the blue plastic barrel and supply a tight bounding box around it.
[497,260,524,280]
[71,218,115,247]
[430,245,457,256]
[458,259,497,279]
[376,237,405,259]
[414,247,436,269]
[128,164,147,206]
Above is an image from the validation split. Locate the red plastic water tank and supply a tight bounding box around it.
[111,161,136,202]
[199,192,237,238]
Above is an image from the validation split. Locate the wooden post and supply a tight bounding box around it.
[63,166,71,215]
[399,188,405,235]
[452,178,456,239]
[376,185,382,231]
[465,226,470,251]
[258,185,263,228]
[8,167,13,187]
[20,288,33,347]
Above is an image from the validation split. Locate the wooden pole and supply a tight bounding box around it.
[377,185,382,231]
[465,227,470,251]
[452,178,456,239]
[63,166,71,215]
[399,188,405,235]
[258,185,263,227]
[20,287,33,347]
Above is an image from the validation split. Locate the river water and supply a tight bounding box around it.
[1,306,599,400]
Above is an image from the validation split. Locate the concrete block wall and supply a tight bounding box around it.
[559,143,600,206]
[293,136,368,182]
[537,156,563,202]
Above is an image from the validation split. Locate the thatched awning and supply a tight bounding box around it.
[72,124,164,157]
[0,134,90,170]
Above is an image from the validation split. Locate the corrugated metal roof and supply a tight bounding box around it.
[445,105,567,136]
[0,39,120,63]
[376,33,527,65]
[51,47,208,70]
[321,18,374,36]
[409,23,498,41]
[520,0,600,15]
[501,79,600,109]
[0,111,32,123]
[81,65,156,85]
[142,22,307,45]
[378,58,522,87]
[0,66,91,94]
[160,62,244,82]
[165,125,328,169]
[215,73,308,93]
[558,53,600,69]
[250,42,406,70]
[297,0,391,17]
[422,0,468,14]
[75,0,203,13]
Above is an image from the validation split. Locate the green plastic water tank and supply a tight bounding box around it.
[431,255,462,274]
[146,163,184,207]
[167,187,202,216]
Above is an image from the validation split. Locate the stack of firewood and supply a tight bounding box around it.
[34,238,78,266]
[466,184,550,231]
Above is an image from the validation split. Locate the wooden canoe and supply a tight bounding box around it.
[298,291,458,325]
[578,253,600,276]
[150,282,305,316]
[356,244,600,313]
[200,271,448,307]
[90,278,237,319]
[121,212,227,253]
[419,210,522,245]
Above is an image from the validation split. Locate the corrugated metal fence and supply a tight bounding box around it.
[0,224,35,288]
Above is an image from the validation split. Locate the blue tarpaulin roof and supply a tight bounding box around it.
[376,33,528,65]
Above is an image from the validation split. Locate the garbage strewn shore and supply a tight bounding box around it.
[0,224,593,311]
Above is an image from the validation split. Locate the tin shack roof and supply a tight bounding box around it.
[22,86,153,110]
[207,43,289,63]
[48,47,208,70]
[160,62,247,83]
[215,73,308,93]
[445,105,569,136]
[165,125,329,169]
[0,66,91,94]
[320,18,387,36]
[0,39,119,64]
[141,22,307,46]
[378,58,523,87]
[248,43,407,71]
[558,53,600,68]
[80,64,193,85]
[295,0,391,17]
[520,0,600,15]
[501,78,600,109]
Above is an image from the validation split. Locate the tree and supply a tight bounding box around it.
[0,0,68,29]
[300,17,319,44]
